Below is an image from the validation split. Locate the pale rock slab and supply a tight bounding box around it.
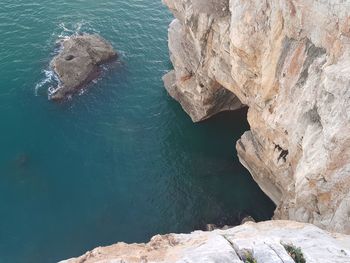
[59,221,350,263]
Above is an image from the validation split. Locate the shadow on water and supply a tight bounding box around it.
[0,0,276,262]
[162,102,276,231]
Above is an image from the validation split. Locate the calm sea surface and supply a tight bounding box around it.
[0,1,275,262]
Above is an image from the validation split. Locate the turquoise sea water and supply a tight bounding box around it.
[0,1,275,262]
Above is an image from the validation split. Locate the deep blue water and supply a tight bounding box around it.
[0,1,275,262]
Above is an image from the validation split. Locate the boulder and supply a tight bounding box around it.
[50,34,117,100]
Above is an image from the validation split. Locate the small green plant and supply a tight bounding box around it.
[283,244,306,263]
[244,252,257,263]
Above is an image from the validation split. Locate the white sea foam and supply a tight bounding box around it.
[35,22,88,98]
[57,21,95,41]
[34,69,59,96]
[35,21,106,99]
[78,88,86,96]
[47,85,61,98]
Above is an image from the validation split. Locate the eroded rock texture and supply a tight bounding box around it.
[50,34,117,100]
[60,221,350,263]
[163,0,350,233]
[162,0,244,122]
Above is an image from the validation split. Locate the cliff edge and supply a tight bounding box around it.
[163,0,350,234]
[60,221,350,262]
[59,1,350,261]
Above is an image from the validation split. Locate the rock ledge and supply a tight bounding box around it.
[59,220,350,263]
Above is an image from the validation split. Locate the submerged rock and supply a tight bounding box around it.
[14,153,30,168]
[50,34,117,100]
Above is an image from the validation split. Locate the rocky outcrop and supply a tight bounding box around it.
[163,0,350,233]
[50,34,117,100]
[60,220,350,263]
[162,0,244,122]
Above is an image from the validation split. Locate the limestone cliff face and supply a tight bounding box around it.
[163,0,350,234]
[61,221,350,262]
[162,0,244,122]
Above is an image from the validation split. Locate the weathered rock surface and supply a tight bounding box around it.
[60,220,350,263]
[162,0,244,122]
[163,0,350,233]
[50,34,117,100]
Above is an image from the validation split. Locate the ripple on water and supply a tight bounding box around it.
[0,1,275,263]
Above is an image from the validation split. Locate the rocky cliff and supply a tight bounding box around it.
[60,221,350,262]
[58,2,350,261]
[163,0,350,234]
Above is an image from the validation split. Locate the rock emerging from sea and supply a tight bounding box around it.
[50,34,117,100]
